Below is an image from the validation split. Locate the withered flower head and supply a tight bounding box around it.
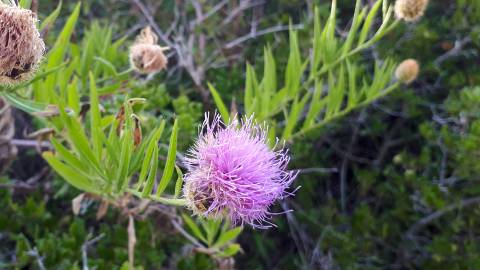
[394,0,429,22]
[129,26,168,74]
[0,3,45,85]
[395,59,420,85]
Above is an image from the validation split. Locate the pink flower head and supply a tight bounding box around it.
[183,113,297,228]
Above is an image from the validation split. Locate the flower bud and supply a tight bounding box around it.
[395,59,419,85]
[129,27,168,74]
[0,3,45,85]
[394,0,429,22]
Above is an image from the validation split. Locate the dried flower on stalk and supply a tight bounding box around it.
[0,3,45,85]
[394,0,429,22]
[395,59,419,85]
[184,113,297,228]
[129,27,168,74]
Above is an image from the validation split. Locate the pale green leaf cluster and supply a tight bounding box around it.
[210,0,400,142]
[182,215,243,258]
[0,3,183,205]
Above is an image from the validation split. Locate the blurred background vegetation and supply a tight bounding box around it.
[1,0,480,269]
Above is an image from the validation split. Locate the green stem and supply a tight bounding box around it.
[97,67,135,84]
[127,188,187,206]
[308,20,400,85]
[289,82,400,141]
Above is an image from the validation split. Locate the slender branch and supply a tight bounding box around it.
[127,189,187,206]
[290,82,400,140]
[27,247,46,270]
[298,167,338,175]
[82,234,105,270]
[224,24,304,49]
[189,0,229,29]
[434,37,471,66]
[129,0,173,47]
[340,111,364,213]
[171,219,204,248]
[11,139,52,149]
[406,196,480,239]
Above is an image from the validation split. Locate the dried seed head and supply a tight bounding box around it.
[129,27,168,74]
[130,44,168,74]
[394,0,429,22]
[395,59,419,85]
[0,3,45,85]
[134,26,158,45]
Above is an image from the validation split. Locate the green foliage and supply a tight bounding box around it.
[182,215,243,259]
[209,0,399,142]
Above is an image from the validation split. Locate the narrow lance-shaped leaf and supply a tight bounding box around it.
[40,1,62,32]
[281,93,311,141]
[182,214,208,243]
[341,0,364,55]
[213,227,243,248]
[218,244,242,258]
[285,28,302,97]
[346,60,359,108]
[303,79,326,129]
[43,152,96,193]
[311,7,323,76]
[156,119,179,196]
[174,166,184,199]
[203,219,222,246]
[141,144,159,197]
[245,63,260,116]
[115,104,135,192]
[89,72,102,159]
[130,119,165,177]
[261,46,276,118]
[357,0,383,46]
[45,3,81,95]
[208,83,230,123]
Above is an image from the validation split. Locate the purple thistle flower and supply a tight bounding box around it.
[183,113,297,228]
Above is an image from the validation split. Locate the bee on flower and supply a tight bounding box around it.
[183,113,297,228]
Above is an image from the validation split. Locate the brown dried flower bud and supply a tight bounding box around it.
[0,3,45,85]
[394,0,429,22]
[129,27,168,74]
[395,59,419,85]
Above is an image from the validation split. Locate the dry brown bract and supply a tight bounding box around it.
[129,26,168,74]
[0,3,45,85]
[394,0,429,22]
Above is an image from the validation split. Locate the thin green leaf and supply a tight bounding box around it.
[174,166,184,199]
[0,92,46,113]
[89,72,102,159]
[141,144,159,196]
[208,83,229,123]
[40,1,62,32]
[218,244,242,258]
[134,122,165,190]
[182,214,207,243]
[156,119,179,196]
[358,0,382,46]
[43,152,96,193]
[213,227,243,248]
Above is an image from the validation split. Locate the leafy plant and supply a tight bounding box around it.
[209,0,400,142]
